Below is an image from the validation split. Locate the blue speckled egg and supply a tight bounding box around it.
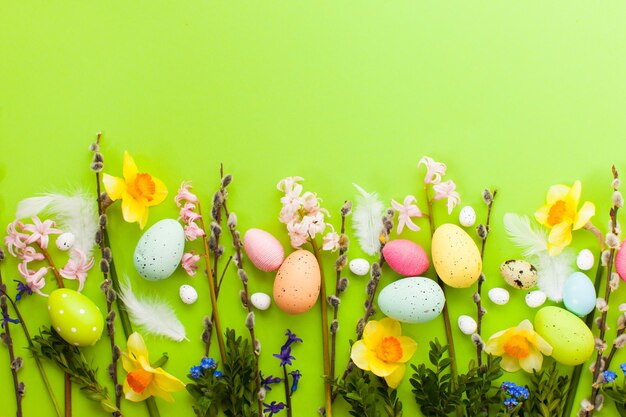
[563,271,596,316]
[134,219,185,281]
[377,277,445,323]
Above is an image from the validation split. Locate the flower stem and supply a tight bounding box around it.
[197,202,226,364]
[310,239,333,417]
[476,189,497,366]
[0,286,62,417]
[282,365,293,417]
[0,268,23,417]
[38,244,64,288]
[423,184,458,382]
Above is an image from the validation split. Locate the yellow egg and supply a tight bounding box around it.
[534,306,594,365]
[431,223,482,288]
[273,249,320,314]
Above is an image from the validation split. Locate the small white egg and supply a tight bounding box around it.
[525,290,547,308]
[488,287,510,305]
[179,284,198,305]
[250,292,271,310]
[457,315,477,335]
[577,249,595,271]
[56,232,76,251]
[458,206,477,228]
[349,258,370,276]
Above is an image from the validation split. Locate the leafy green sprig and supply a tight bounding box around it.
[333,367,403,417]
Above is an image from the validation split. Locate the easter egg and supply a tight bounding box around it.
[534,306,594,365]
[56,232,75,251]
[250,292,271,310]
[377,277,445,323]
[563,272,596,316]
[244,228,285,272]
[134,219,185,281]
[382,239,429,276]
[432,224,482,288]
[577,249,595,271]
[458,206,477,227]
[457,315,477,335]
[349,258,370,276]
[488,287,510,305]
[525,290,547,308]
[273,250,320,314]
[48,289,104,347]
[499,260,538,290]
[616,240,626,281]
[179,284,198,304]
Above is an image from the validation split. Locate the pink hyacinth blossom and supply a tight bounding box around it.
[17,262,48,296]
[175,181,199,207]
[4,220,29,257]
[418,156,447,185]
[180,202,202,224]
[286,220,309,248]
[433,180,461,214]
[181,251,201,276]
[391,195,423,234]
[305,212,326,238]
[184,222,206,241]
[60,249,95,292]
[23,216,62,249]
[19,246,45,263]
[322,231,340,252]
[277,176,304,194]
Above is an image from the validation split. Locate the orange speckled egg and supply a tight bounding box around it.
[273,249,321,314]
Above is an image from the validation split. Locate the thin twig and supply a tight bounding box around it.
[0,267,23,417]
[282,365,293,417]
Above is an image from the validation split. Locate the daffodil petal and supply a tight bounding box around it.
[484,329,509,356]
[529,333,553,355]
[102,174,126,201]
[368,355,397,377]
[379,318,401,337]
[123,151,138,180]
[148,382,175,403]
[153,369,186,393]
[517,320,533,332]
[566,180,582,207]
[534,205,550,226]
[138,206,150,230]
[547,222,572,256]
[573,201,595,230]
[384,364,406,389]
[126,333,149,361]
[398,336,417,362]
[122,194,148,225]
[519,346,543,373]
[146,177,168,207]
[350,340,372,371]
[362,321,385,348]
[123,378,152,402]
[546,184,570,205]
[500,355,521,372]
[121,352,141,373]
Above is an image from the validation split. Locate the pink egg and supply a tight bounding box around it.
[244,228,285,272]
[382,239,429,276]
[616,239,626,281]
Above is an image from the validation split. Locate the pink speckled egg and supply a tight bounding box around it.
[382,239,429,276]
[273,250,320,314]
[616,239,626,281]
[244,228,285,272]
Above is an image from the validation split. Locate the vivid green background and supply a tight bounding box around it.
[2,1,626,416]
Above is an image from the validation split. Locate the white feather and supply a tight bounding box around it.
[16,193,99,258]
[503,213,548,257]
[535,250,575,302]
[119,278,187,342]
[352,183,385,256]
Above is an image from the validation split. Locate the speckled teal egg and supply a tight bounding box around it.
[377,276,445,323]
[134,219,185,281]
[48,289,104,346]
[534,306,594,365]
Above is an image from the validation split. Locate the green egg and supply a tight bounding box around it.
[534,306,594,366]
[48,289,104,347]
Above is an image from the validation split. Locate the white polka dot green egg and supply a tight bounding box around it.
[48,289,104,346]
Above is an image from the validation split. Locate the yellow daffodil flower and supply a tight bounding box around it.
[122,332,185,402]
[350,318,417,388]
[535,180,595,256]
[484,320,552,373]
[103,151,168,229]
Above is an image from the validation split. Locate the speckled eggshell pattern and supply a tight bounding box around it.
[244,228,285,272]
[499,260,538,290]
[616,239,626,281]
[48,289,104,347]
[134,219,185,281]
[377,276,445,323]
[534,306,594,366]
[431,224,482,288]
[273,249,321,314]
[382,239,429,277]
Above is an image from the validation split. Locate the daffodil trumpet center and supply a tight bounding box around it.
[127,368,154,393]
[376,336,403,363]
[547,200,572,226]
[503,335,530,359]
[127,173,156,202]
